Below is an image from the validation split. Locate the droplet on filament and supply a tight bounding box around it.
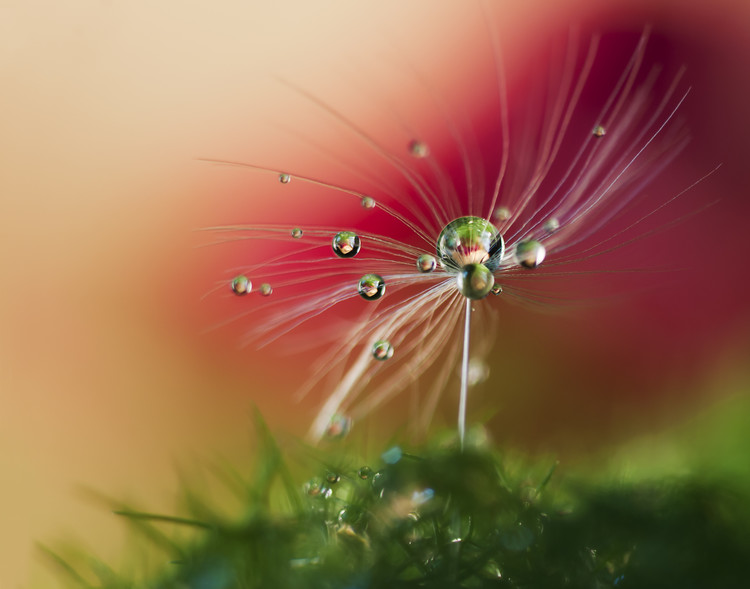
[332,231,361,258]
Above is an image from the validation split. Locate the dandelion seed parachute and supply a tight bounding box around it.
[203,18,700,442]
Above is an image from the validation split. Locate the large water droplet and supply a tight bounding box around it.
[592,125,606,137]
[360,196,375,209]
[493,206,511,222]
[437,217,505,272]
[259,283,273,296]
[278,172,292,184]
[456,263,495,300]
[291,227,303,239]
[358,274,385,300]
[408,140,429,158]
[416,254,436,273]
[372,340,394,360]
[514,240,546,269]
[230,275,251,295]
[325,414,352,439]
[332,231,361,258]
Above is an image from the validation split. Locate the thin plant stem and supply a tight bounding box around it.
[458,297,472,449]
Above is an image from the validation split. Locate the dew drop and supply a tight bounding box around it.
[326,471,341,484]
[230,275,251,296]
[358,274,385,300]
[259,282,273,296]
[357,466,373,480]
[416,254,436,273]
[408,139,429,158]
[437,217,505,272]
[372,340,394,361]
[332,231,361,258]
[592,125,606,137]
[467,358,489,386]
[305,477,324,497]
[456,263,495,300]
[490,284,503,296]
[325,414,352,439]
[291,227,303,239]
[360,196,376,209]
[493,206,511,222]
[514,240,546,269]
[543,218,560,233]
[278,172,292,184]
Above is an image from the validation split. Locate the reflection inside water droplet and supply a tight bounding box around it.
[543,218,560,233]
[457,263,495,300]
[325,414,352,439]
[592,125,606,137]
[372,340,394,360]
[493,206,511,222]
[361,196,375,209]
[259,283,272,296]
[490,284,503,296]
[357,466,373,480]
[332,231,361,258]
[408,140,429,158]
[416,254,436,273]
[291,227,303,239]
[358,274,385,300]
[437,217,505,272]
[278,173,292,184]
[230,275,251,296]
[514,240,546,269]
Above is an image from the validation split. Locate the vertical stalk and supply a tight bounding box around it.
[458,298,471,449]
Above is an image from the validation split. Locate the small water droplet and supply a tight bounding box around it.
[360,196,375,209]
[332,231,361,258]
[230,275,251,295]
[543,218,560,233]
[325,414,352,439]
[467,358,489,386]
[408,140,429,158]
[291,227,303,239]
[416,254,436,273]
[278,172,292,184]
[305,477,323,496]
[357,466,373,480]
[592,125,606,137]
[514,240,546,269]
[490,284,503,296]
[358,274,385,300]
[259,283,272,296]
[456,263,494,300]
[372,340,394,361]
[493,206,511,222]
[326,471,341,484]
